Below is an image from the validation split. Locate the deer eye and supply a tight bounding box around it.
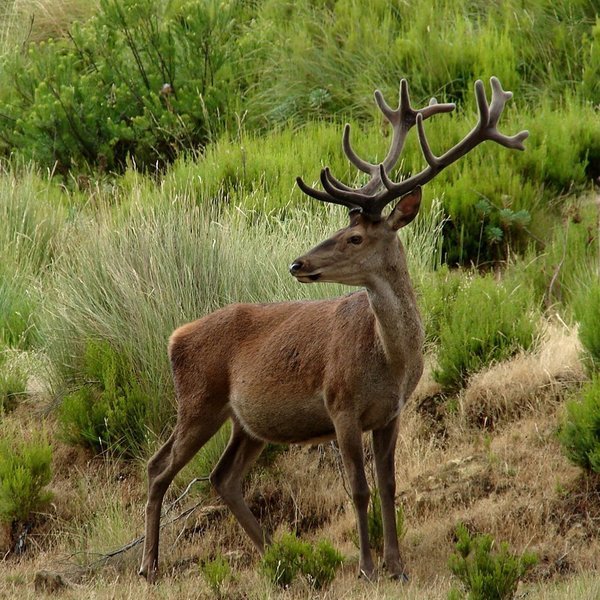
[348,235,363,245]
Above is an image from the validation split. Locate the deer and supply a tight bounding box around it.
[139,77,528,583]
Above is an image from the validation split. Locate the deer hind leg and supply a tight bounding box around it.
[139,408,228,583]
[373,415,407,581]
[334,412,375,579]
[209,418,268,553]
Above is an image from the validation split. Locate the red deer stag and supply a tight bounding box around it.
[139,77,528,582]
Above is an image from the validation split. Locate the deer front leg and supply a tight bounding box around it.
[372,416,407,581]
[334,412,375,579]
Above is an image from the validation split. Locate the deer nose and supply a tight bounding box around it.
[289,261,304,274]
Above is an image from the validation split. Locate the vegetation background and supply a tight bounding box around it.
[0,0,599,598]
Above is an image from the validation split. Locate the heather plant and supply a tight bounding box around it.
[0,426,53,525]
[448,524,537,600]
[242,0,598,125]
[1,0,248,171]
[58,339,150,457]
[559,377,600,474]
[261,533,343,589]
[350,487,406,553]
[433,275,538,392]
[0,357,28,413]
[199,555,232,599]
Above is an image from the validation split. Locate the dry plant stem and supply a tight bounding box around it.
[139,76,527,583]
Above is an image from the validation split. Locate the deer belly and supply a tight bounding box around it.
[229,387,335,444]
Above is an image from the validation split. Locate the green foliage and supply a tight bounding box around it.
[0,268,35,350]
[369,490,406,552]
[433,275,538,392]
[200,555,232,598]
[1,0,248,171]
[58,340,149,458]
[574,279,600,373]
[242,0,596,125]
[261,533,343,589]
[448,523,537,600]
[0,428,53,524]
[559,377,600,474]
[418,266,464,348]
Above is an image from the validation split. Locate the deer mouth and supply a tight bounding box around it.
[295,272,322,283]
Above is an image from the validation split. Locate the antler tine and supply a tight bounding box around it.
[320,168,371,206]
[342,124,378,176]
[295,176,356,209]
[370,77,529,210]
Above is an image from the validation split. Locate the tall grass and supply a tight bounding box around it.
[0,164,68,350]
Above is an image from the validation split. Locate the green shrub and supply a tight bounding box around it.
[574,280,600,373]
[559,377,600,473]
[1,0,249,171]
[200,555,232,598]
[176,421,231,493]
[261,533,343,589]
[0,428,53,524]
[448,524,537,600]
[433,275,538,392]
[58,340,149,458]
[242,0,597,125]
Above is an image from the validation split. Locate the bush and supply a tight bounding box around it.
[200,555,232,598]
[448,524,537,600]
[261,533,343,589]
[58,340,149,458]
[433,275,538,392]
[559,377,600,473]
[0,428,53,525]
[1,0,249,171]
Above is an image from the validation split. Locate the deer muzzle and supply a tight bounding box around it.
[289,260,321,282]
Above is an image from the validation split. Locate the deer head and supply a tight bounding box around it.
[290,77,529,285]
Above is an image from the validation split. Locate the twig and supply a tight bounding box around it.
[164,476,210,515]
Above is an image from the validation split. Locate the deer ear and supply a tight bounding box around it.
[387,187,422,231]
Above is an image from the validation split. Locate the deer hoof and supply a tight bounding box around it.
[139,566,157,585]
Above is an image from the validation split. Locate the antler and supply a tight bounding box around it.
[297,77,529,220]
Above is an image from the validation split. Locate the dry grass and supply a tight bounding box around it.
[5,0,98,44]
[460,319,585,428]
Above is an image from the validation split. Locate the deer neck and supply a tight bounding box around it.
[365,240,423,369]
